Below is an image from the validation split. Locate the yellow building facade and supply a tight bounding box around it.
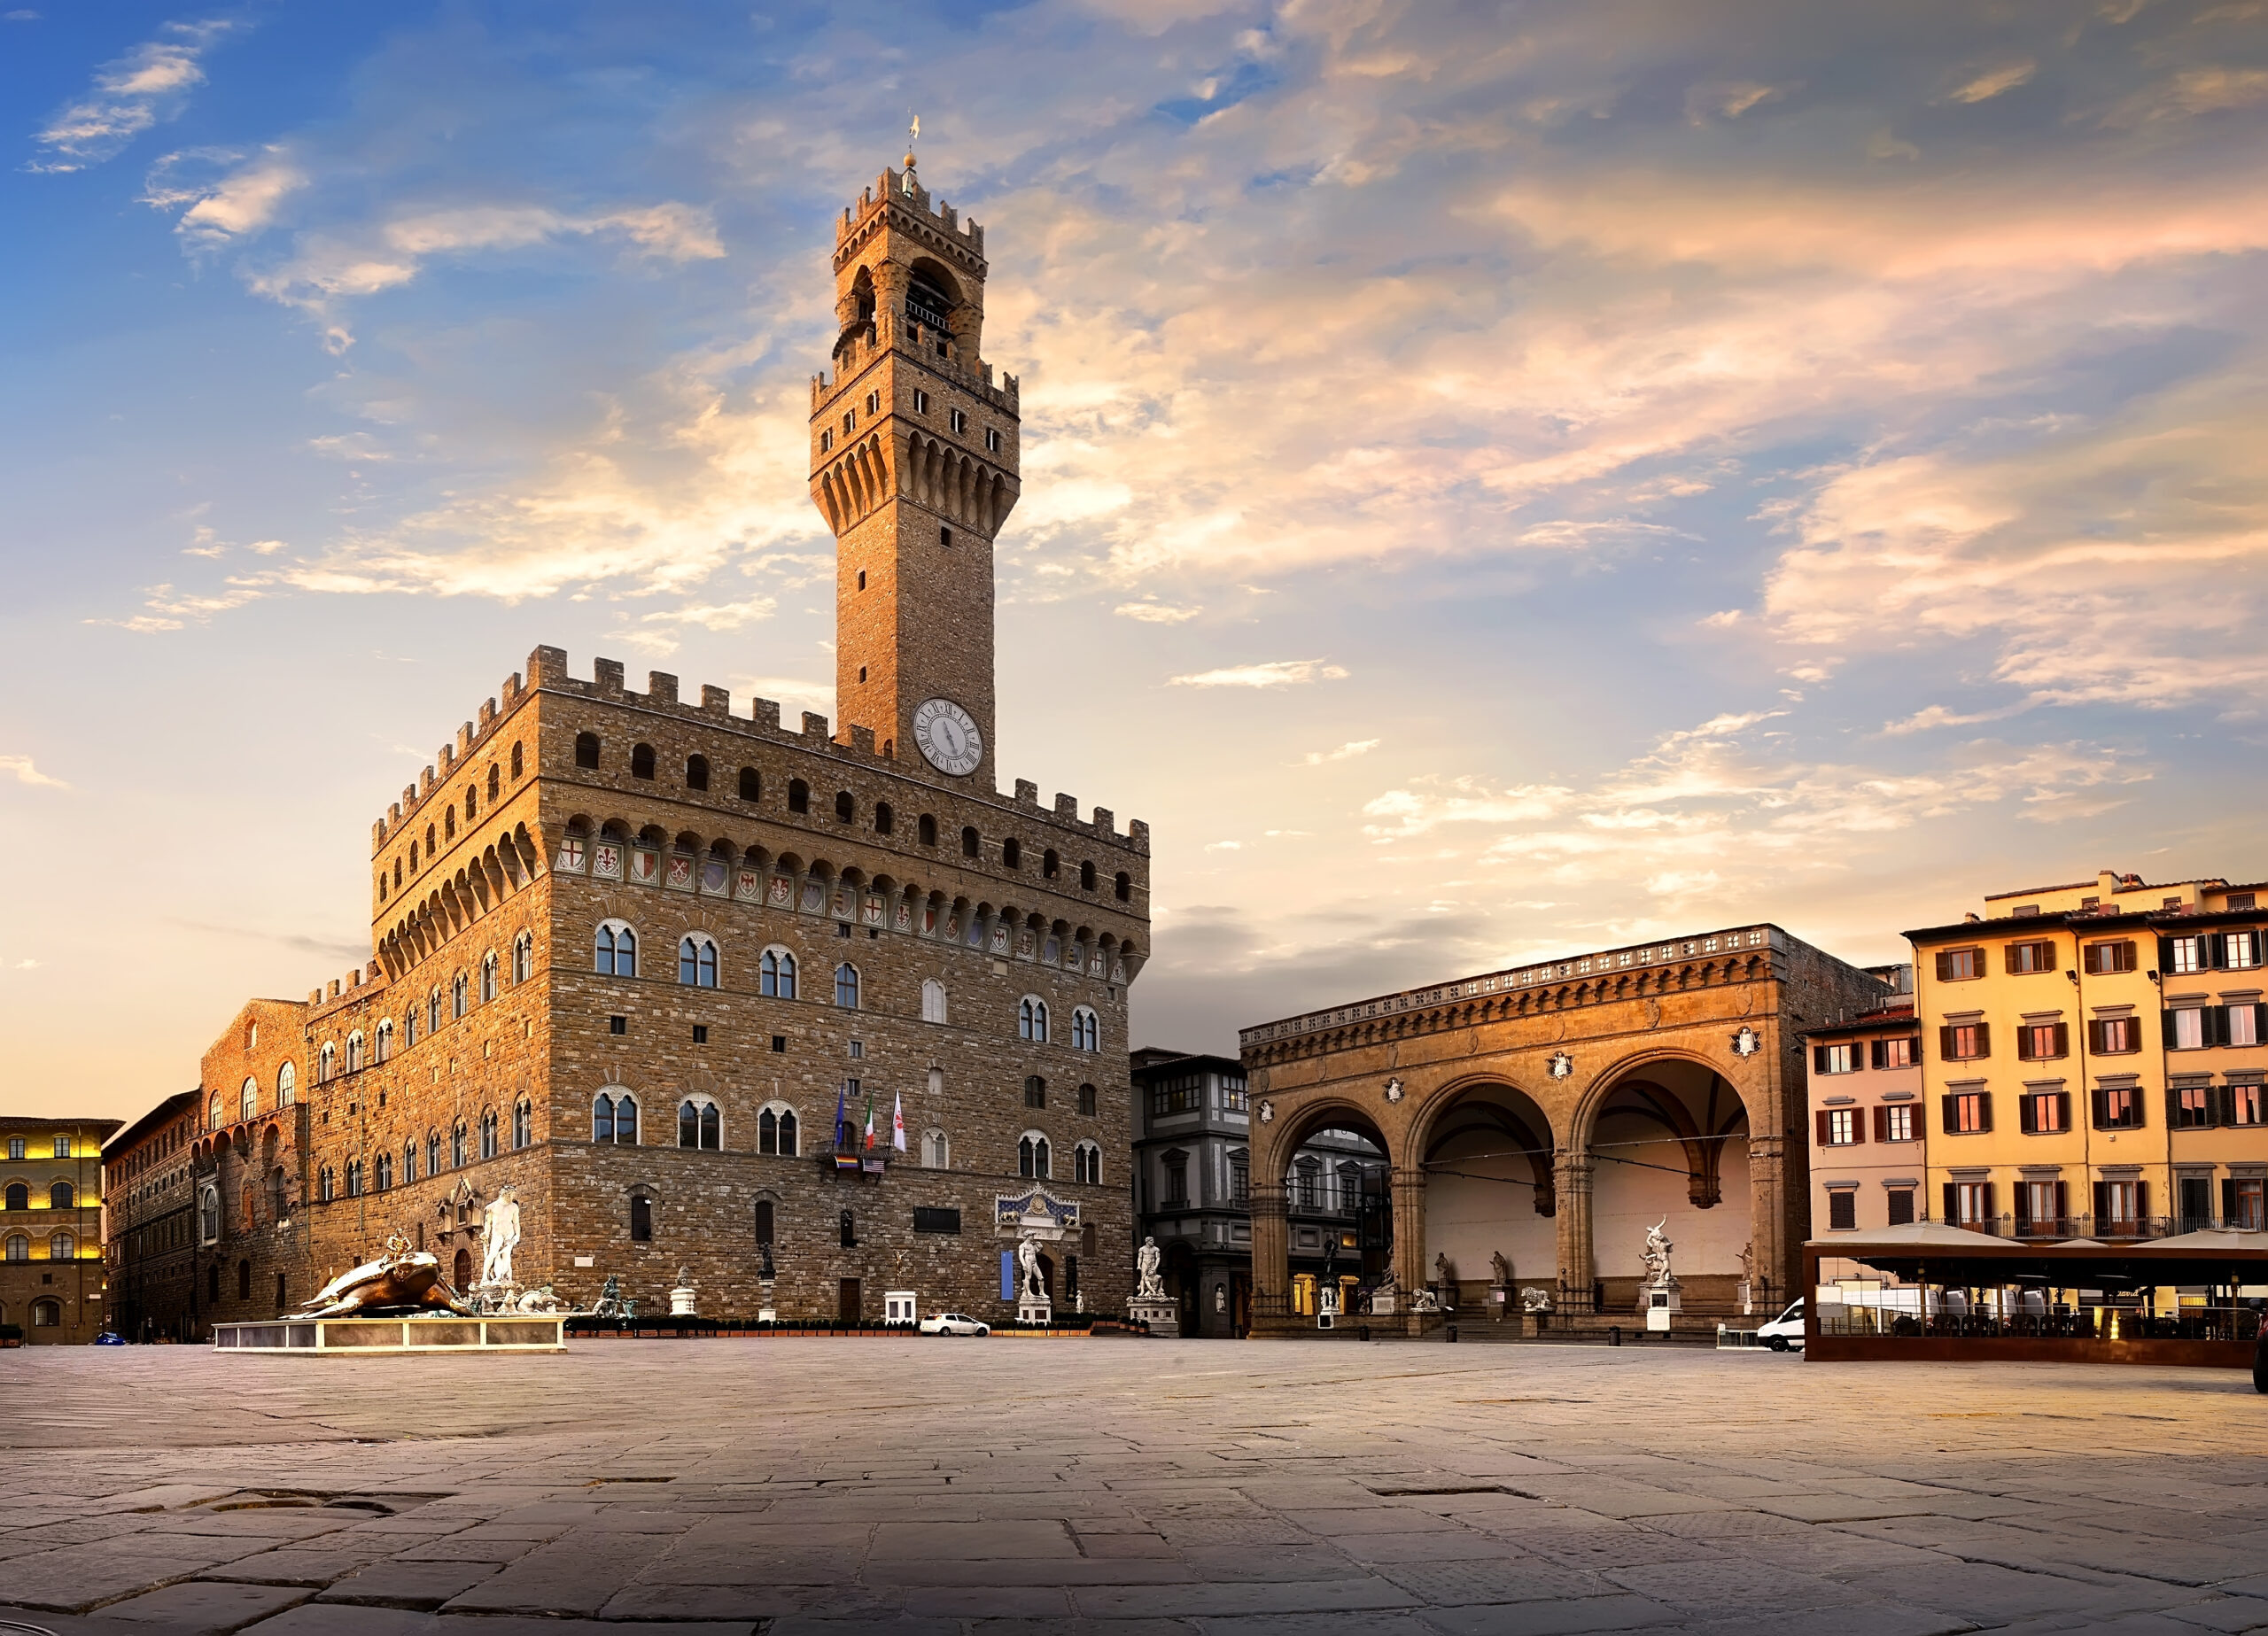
[1909,869,2268,1242]
[0,1115,120,1343]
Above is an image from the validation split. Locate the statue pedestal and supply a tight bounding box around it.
[669,1287,697,1317]
[1371,1291,1397,1317]
[1127,1297,1178,1337]
[1643,1283,1682,1333]
[1019,1297,1053,1326]
[1488,1285,1509,1321]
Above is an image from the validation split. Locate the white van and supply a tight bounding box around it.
[1757,1299,1805,1352]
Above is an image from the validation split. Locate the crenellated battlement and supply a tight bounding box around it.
[835,166,985,261]
[374,646,1146,857]
[809,308,1019,415]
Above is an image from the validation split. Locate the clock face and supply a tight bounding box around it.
[913,697,983,777]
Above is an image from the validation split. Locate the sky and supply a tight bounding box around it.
[4,0,2265,1125]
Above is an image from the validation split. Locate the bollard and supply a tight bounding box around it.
[1358,1325,1371,1342]
[2255,1326,2268,1395]
[1610,1324,1621,1347]
[1446,1324,1458,1343]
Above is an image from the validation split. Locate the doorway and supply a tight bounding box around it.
[837,1277,861,1323]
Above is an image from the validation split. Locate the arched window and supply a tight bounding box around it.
[375,1019,393,1064]
[513,931,533,984]
[373,1152,392,1190]
[874,802,894,836]
[449,971,468,1019]
[686,754,710,791]
[758,1105,798,1157]
[480,1109,499,1159]
[4,1182,25,1212]
[1024,1074,1047,1110]
[241,1077,260,1121]
[922,1128,950,1169]
[404,1006,419,1049]
[465,786,477,823]
[1019,997,1049,1043]
[761,948,797,999]
[1071,1007,1100,1051]
[575,732,601,769]
[1003,838,1021,870]
[788,779,810,814]
[318,1043,336,1083]
[835,963,860,1008]
[50,1181,74,1210]
[631,743,656,779]
[755,1198,774,1244]
[486,764,501,802]
[593,1092,637,1145]
[596,921,637,977]
[514,1098,532,1150]
[198,1183,220,1240]
[919,814,937,847]
[679,934,718,988]
[452,1121,466,1168]
[738,766,761,801]
[835,791,855,824]
[31,1297,59,1328]
[428,987,443,1034]
[920,978,947,1024]
[346,1033,365,1074]
[961,826,980,858]
[1043,849,1060,880]
[4,1232,26,1261]
[446,806,456,841]
[511,740,524,779]
[1115,872,1132,903]
[481,951,498,1003]
[318,1167,334,1203]
[631,1194,653,1241]
[208,1091,222,1130]
[1019,1134,1051,1180]
[426,1131,440,1176]
[678,1097,721,1151]
[1074,1142,1101,1186]
[1078,1082,1098,1116]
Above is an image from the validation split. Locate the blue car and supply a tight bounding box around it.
[92,1332,127,1345]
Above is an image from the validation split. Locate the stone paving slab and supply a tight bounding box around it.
[0,1341,2263,1631]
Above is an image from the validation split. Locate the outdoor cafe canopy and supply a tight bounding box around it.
[1806,1221,2268,1289]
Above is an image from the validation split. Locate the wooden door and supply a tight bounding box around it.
[837,1277,861,1323]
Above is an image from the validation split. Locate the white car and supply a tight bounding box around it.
[920,1312,990,1337]
[1757,1298,1806,1352]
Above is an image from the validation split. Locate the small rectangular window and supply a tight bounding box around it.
[771,1035,787,1053]
[610,1015,627,1036]
[692,1025,708,1044]
[2171,935,2208,974]
[1936,947,1983,981]
[1828,1190,1857,1230]
[1886,1188,1915,1227]
[1871,1036,1917,1069]
[849,1039,864,1058]
[984,427,1001,453]
[950,407,967,434]
[2006,939,2058,975]
[913,389,929,415]
[1947,1091,1991,1133]
[2085,940,2137,974]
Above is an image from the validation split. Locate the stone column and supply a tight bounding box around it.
[1247,1182,1290,1322]
[1554,1150,1596,1314]
[1747,1132,1786,1316]
[1391,1167,1430,1336]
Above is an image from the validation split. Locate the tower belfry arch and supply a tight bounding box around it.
[810,151,1021,787]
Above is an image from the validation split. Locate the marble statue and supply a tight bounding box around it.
[1135,1236,1165,1301]
[1641,1217,1674,1287]
[1434,1251,1456,1290]
[479,1187,522,1289]
[1490,1251,1512,1288]
[301,1237,470,1318]
[513,1283,569,1314]
[1520,1285,1555,1314]
[1017,1233,1045,1301]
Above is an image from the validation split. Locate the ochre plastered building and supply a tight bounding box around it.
[1908,869,2268,1242]
[1239,927,1891,1337]
[150,155,1150,1330]
[1,1115,117,1343]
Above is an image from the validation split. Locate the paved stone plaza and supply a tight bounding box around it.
[2,1339,2264,1635]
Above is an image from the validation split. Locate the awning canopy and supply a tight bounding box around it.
[1809,1226,2268,1286]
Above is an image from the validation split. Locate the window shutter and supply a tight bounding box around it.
[2163,1010,2179,1050]
[1975,1021,1991,1058]
[2166,1085,2183,1127]
[1935,950,1953,982]
[2086,1020,2104,1054]
[1852,1110,1866,1144]
[1872,1105,1890,1143]
[2158,934,2175,973]
[1983,1182,1996,1224]
[2091,1086,2108,1128]
[2054,1180,2069,1230]
[2003,943,2018,975]
[1941,1094,1958,1132]
[2214,1084,2234,1128]
[1868,1038,1883,1070]
[2084,942,2101,975]
[2056,1091,2070,1132]
[1815,1110,1831,1147]
[1943,1182,1958,1224]
[2053,1022,2070,1058]
[2093,1180,2109,1229]
[2209,932,2228,971]
[1813,1044,1828,1073]
[1939,1025,1956,1060]
[2225,1178,2238,1225]
[2137,1180,2149,1225]
[2256,1004,2267,1043]
[1979,1092,1993,1132]
[2210,1005,2232,1048]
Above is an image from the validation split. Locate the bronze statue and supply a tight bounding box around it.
[301,1237,473,1318]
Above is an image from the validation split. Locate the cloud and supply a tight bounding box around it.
[1115,601,1200,624]
[1877,703,2026,737]
[32,19,235,172]
[12,959,41,971]
[0,756,66,789]
[1168,660,1348,689]
[2102,67,2268,126]
[1944,61,2036,104]
[1301,739,1380,765]
[144,146,307,247]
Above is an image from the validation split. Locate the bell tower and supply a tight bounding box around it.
[810,150,1021,787]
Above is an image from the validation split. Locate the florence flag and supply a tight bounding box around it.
[863,1088,876,1150]
[892,1091,906,1151]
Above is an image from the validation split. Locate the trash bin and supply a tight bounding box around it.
[1610,1325,1621,1347]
